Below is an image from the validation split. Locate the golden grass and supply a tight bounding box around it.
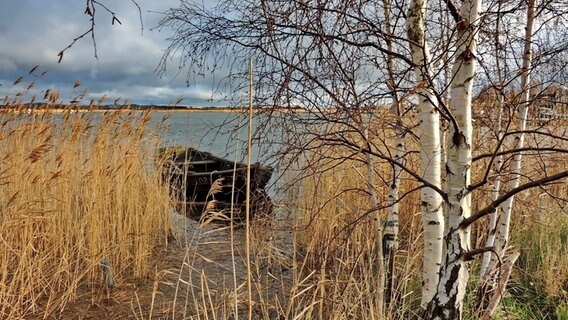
[511,179,568,295]
[1,94,567,319]
[289,155,424,319]
[0,109,171,318]
[151,117,567,319]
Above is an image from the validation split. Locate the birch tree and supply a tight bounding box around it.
[406,0,445,307]
[489,0,536,270]
[156,1,568,318]
[419,0,481,316]
[382,0,404,306]
[478,6,508,276]
[477,0,537,315]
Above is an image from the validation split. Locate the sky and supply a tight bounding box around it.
[0,0,224,107]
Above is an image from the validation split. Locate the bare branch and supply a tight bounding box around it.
[462,170,568,228]
[58,0,142,62]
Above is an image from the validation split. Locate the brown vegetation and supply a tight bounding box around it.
[1,100,567,319]
[0,109,171,318]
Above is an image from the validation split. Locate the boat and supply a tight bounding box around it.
[158,146,274,221]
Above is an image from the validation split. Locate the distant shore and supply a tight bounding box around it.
[0,105,309,114]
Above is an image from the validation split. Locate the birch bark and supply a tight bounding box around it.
[360,122,385,318]
[406,0,444,308]
[479,0,508,279]
[478,93,504,278]
[424,0,481,317]
[484,0,536,292]
[382,0,403,305]
[492,0,535,262]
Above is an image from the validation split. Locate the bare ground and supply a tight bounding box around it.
[51,208,294,320]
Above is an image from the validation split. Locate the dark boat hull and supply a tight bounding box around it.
[159,147,273,220]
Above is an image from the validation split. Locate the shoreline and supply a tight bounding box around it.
[0,107,308,114]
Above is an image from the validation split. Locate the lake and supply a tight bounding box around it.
[148,111,294,198]
[150,111,278,165]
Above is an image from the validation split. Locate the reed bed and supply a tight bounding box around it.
[289,153,424,319]
[1,99,567,319]
[159,118,568,319]
[0,108,171,319]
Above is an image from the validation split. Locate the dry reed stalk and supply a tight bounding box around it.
[135,112,567,319]
[0,109,171,318]
[245,57,254,320]
[286,152,422,319]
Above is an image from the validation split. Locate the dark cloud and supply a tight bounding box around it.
[0,0,226,106]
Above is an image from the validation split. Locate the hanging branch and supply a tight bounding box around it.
[57,0,142,63]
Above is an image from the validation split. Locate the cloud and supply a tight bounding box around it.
[0,57,18,73]
[0,0,228,106]
[86,84,219,106]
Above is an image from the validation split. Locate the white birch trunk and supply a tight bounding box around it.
[480,251,520,319]
[355,113,384,317]
[384,130,402,255]
[479,0,508,279]
[424,0,481,317]
[383,0,402,304]
[384,124,403,304]
[478,93,505,278]
[363,127,386,319]
[406,0,445,308]
[485,0,536,285]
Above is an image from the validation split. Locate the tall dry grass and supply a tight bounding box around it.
[504,180,568,318]
[0,108,171,318]
[2,103,563,318]
[86,119,565,320]
[289,153,424,319]
[156,138,426,319]
[278,120,568,319]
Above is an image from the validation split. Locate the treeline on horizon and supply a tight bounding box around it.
[0,102,310,111]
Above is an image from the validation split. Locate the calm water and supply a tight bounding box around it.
[12,110,292,195]
[150,111,276,165]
